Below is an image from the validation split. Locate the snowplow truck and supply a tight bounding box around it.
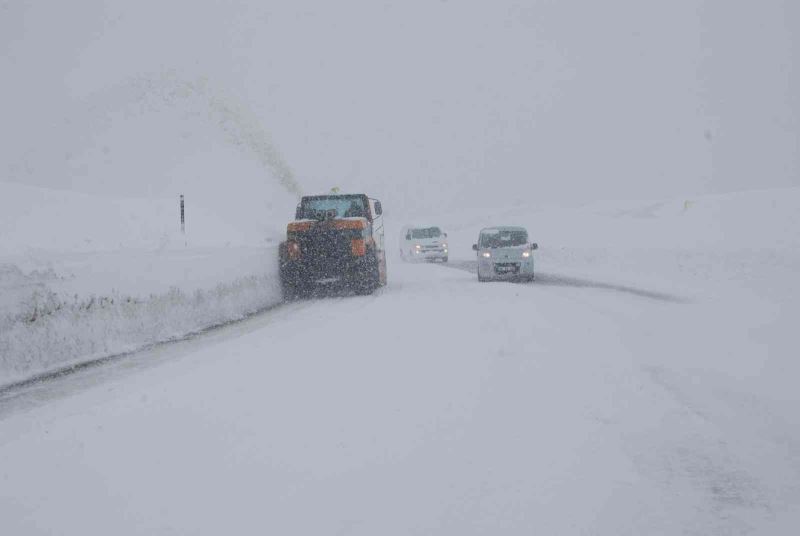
[279,194,387,299]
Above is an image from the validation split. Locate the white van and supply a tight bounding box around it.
[472,226,537,281]
[399,226,448,262]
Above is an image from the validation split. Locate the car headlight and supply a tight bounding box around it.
[481,251,491,258]
[442,243,448,249]
[522,251,531,258]
[415,244,421,249]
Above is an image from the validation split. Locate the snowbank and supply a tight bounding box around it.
[0,270,281,386]
[0,181,288,387]
[0,243,284,386]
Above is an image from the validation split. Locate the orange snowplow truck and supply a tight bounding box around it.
[279,194,387,299]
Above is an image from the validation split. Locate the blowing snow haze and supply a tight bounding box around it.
[1,0,797,215]
[3,2,800,534]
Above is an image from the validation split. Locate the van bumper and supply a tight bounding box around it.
[477,259,534,280]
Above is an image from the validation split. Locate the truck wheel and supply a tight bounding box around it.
[281,278,302,301]
[355,281,376,295]
[379,252,388,286]
[281,280,295,301]
[355,256,381,295]
[280,266,306,301]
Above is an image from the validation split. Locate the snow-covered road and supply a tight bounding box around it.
[1,257,798,535]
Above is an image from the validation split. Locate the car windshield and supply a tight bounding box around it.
[480,229,528,248]
[411,227,441,239]
[299,196,366,219]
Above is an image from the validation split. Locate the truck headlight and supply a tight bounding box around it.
[481,251,491,258]
[287,241,301,260]
[522,251,531,258]
[351,238,366,257]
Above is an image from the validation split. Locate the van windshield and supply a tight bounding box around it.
[411,227,441,239]
[480,230,528,248]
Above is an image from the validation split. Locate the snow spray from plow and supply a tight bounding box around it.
[116,70,303,197]
[6,70,303,198]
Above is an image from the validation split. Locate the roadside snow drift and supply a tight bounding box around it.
[0,181,291,386]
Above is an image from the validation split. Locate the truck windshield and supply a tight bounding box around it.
[299,196,367,219]
[480,230,528,248]
[411,227,441,239]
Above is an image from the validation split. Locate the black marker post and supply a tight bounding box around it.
[180,194,186,245]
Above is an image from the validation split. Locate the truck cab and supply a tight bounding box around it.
[279,194,387,298]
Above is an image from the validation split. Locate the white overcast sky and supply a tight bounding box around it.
[1,0,797,211]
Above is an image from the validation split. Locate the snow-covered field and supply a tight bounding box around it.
[1,187,799,534]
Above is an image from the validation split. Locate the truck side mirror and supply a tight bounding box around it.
[374,201,382,216]
[295,205,302,219]
[531,243,538,250]
[472,244,478,251]
[443,232,448,238]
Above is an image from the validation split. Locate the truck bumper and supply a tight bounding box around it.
[281,255,374,289]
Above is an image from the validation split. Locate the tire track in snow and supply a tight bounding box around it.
[443,259,687,303]
[643,365,800,519]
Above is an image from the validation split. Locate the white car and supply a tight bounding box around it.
[472,226,537,282]
[399,226,449,262]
